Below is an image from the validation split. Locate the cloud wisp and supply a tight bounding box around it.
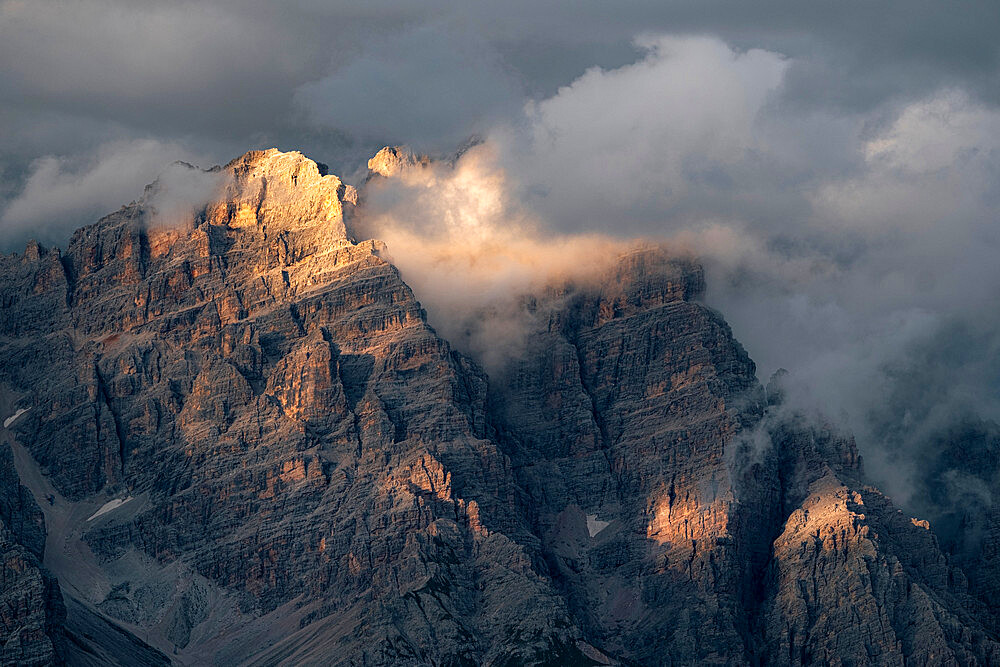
[0,139,211,248]
[142,161,232,231]
[355,143,636,376]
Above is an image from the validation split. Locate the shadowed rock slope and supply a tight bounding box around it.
[0,438,65,666]
[0,148,997,665]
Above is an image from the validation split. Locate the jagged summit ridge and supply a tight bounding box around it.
[215,148,351,235]
[366,145,430,179]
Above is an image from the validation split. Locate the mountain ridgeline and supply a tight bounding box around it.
[0,148,998,666]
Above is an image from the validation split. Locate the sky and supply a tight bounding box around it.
[1,0,999,515]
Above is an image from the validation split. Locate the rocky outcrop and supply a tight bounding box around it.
[0,147,997,665]
[0,149,601,664]
[762,471,1000,665]
[0,442,65,666]
[366,146,428,179]
[492,246,769,664]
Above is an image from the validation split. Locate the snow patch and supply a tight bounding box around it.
[586,514,610,538]
[3,407,29,428]
[87,496,133,521]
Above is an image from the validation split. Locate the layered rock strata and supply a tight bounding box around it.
[0,435,65,665]
[0,148,996,666]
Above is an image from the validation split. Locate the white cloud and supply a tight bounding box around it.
[502,35,788,231]
[864,90,1000,174]
[356,143,633,375]
[144,161,232,230]
[353,35,1000,511]
[0,139,209,246]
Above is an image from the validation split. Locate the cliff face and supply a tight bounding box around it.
[494,248,767,663]
[0,149,596,665]
[0,440,65,666]
[0,148,996,665]
[491,245,999,665]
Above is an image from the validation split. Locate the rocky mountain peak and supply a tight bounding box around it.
[0,147,998,665]
[366,145,428,178]
[207,148,349,238]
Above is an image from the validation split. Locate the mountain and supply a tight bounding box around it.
[0,148,997,665]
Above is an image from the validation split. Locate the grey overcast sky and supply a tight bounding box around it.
[1,0,999,513]
[1,0,998,243]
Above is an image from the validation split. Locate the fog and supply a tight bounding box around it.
[0,139,212,246]
[142,162,232,230]
[350,36,1000,520]
[355,143,634,375]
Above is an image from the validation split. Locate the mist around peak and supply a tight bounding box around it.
[337,35,1000,530]
[141,161,232,231]
[352,141,675,377]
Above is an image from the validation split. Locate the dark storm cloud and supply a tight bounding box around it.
[1,1,330,136]
[2,0,997,202]
[294,21,524,151]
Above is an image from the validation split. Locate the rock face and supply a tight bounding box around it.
[0,440,65,665]
[0,147,997,665]
[366,146,428,179]
[494,247,767,664]
[0,149,595,665]
[760,411,999,665]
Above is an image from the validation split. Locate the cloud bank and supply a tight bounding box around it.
[4,0,998,243]
[352,36,1000,519]
[0,139,210,248]
[356,143,633,375]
